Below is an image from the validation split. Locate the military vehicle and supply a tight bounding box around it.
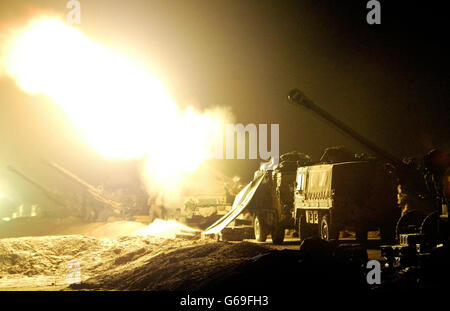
[7,162,122,222]
[381,149,449,270]
[293,160,398,243]
[287,89,448,248]
[202,151,309,244]
[6,165,77,218]
[9,157,248,229]
[146,165,249,229]
[207,88,447,247]
[247,153,309,244]
[237,86,402,244]
[180,194,231,227]
[243,149,397,245]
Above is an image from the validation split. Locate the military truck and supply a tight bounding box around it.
[145,165,248,229]
[207,88,447,247]
[293,160,398,243]
[179,193,232,228]
[287,88,448,247]
[244,150,397,245]
[248,154,308,244]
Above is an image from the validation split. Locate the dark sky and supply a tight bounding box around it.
[0,0,448,204]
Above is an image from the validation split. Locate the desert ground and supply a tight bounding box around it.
[0,217,386,292]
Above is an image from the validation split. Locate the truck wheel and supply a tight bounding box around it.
[271,224,285,244]
[395,209,426,237]
[253,215,268,242]
[420,211,440,241]
[299,214,316,241]
[320,214,338,241]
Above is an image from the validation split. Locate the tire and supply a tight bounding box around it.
[420,211,440,241]
[253,215,268,242]
[271,223,285,245]
[299,214,316,241]
[320,214,338,241]
[395,209,426,237]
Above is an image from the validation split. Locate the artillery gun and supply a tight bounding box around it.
[7,165,75,218]
[7,161,122,221]
[41,160,122,221]
[240,88,403,245]
[174,165,246,229]
[287,89,449,267]
[205,89,447,249]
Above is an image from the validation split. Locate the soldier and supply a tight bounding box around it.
[224,176,243,204]
[148,193,167,223]
[424,148,450,208]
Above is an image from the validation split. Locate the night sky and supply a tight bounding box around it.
[0,0,448,205]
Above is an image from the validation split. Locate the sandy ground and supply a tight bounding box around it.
[0,216,147,239]
[0,234,217,291]
[0,218,382,291]
[0,218,266,291]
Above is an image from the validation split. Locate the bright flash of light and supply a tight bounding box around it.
[0,194,4,199]
[1,16,227,193]
[135,219,200,239]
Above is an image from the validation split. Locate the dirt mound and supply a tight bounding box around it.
[71,242,270,291]
[0,234,212,290]
[0,236,105,276]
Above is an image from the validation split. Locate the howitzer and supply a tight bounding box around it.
[287,88,448,268]
[287,89,399,164]
[287,88,443,212]
[6,165,68,207]
[41,160,121,211]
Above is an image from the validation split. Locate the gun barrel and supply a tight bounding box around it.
[6,165,67,206]
[287,88,399,164]
[42,160,99,193]
[42,160,121,209]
